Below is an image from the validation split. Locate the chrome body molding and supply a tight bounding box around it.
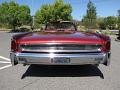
[19,44,102,53]
[105,52,111,66]
[10,52,111,66]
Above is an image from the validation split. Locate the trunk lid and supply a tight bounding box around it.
[16,31,104,44]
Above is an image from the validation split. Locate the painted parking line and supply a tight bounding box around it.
[0,56,12,70]
[0,64,12,70]
[0,61,11,64]
[0,56,10,61]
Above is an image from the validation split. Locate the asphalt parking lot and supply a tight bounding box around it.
[0,32,120,90]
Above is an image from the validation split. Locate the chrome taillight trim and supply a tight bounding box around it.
[19,44,102,53]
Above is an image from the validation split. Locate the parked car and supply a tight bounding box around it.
[10,21,111,66]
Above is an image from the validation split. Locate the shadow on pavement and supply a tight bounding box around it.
[21,65,104,79]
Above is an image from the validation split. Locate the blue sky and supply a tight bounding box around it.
[0,0,120,20]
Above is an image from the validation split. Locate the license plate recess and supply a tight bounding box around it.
[51,57,70,63]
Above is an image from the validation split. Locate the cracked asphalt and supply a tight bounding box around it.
[0,32,120,90]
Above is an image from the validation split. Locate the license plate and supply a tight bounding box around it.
[51,57,70,63]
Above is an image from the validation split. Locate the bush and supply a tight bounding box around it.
[93,29,112,35]
[102,29,112,35]
[11,27,30,32]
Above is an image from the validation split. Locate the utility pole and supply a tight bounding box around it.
[31,16,34,31]
[31,0,34,31]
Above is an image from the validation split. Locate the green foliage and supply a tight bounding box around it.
[104,16,117,29]
[118,17,120,30]
[35,0,72,25]
[86,1,96,19]
[0,1,31,30]
[101,29,112,35]
[18,5,31,25]
[96,17,106,29]
[96,16,119,30]
[82,2,119,30]
[7,1,20,30]
[53,0,72,21]
[82,0,97,29]
[35,4,53,24]
[118,10,120,30]
[0,2,9,27]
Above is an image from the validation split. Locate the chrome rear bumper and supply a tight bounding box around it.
[10,52,111,66]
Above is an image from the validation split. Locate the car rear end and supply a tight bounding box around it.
[10,38,111,66]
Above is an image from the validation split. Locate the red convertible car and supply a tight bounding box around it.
[10,21,111,66]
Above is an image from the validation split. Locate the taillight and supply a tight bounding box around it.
[11,40,16,52]
[101,41,111,52]
[106,41,111,51]
[11,39,21,52]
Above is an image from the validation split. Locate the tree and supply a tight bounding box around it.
[52,0,72,21]
[96,17,106,29]
[35,4,53,24]
[0,2,9,27]
[7,1,20,30]
[82,0,97,29]
[18,5,32,25]
[117,10,120,40]
[118,10,120,29]
[35,0,72,25]
[104,16,117,29]
[0,1,31,30]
